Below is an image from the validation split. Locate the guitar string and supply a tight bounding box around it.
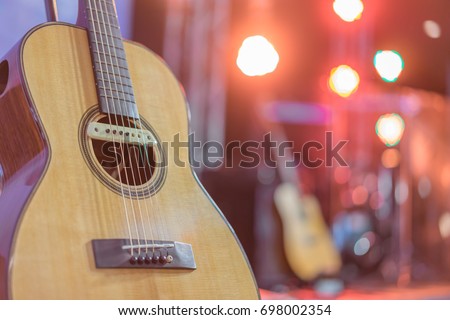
[102,0,160,255]
[101,0,166,249]
[102,1,167,247]
[86,0,135,255]
[92,0,144,257]
[98,0,157,257]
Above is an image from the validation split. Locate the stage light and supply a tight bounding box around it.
[328,65,360,98]
[333,0,364,22]
[236,35,279,77]
[374,50,404,82]
[375,113,405,147]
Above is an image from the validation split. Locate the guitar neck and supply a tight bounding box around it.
[79,0,139,119]
[269,126,303,190]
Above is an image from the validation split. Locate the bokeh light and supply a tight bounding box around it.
[441,164,450,188]
[369,192,384,210]
[418,176,432,199]
[352,185,369,205]
[328,65,360,98]
[374,50,404,82]
[354,237,370,256]
[395,180,409,205]
[376,113,405,147]
[333,0,364,22]
[381,148,401,168]
[236,35,279,77]
[334,167,351,184]
[423,20,441,39]
[439,212,450,239]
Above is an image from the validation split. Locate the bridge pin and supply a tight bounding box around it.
[166,255,174,263]
[129,256,138,265]
[159,255,167,265]
[137,255,145,265]
[144,255,151,264]
[151,254,159,264]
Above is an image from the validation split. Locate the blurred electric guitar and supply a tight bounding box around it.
[264,120,342,281]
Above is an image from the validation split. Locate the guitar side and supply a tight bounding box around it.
[0,23,259,299]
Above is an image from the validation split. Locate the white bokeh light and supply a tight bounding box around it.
[236,35,280,77]
[333,0,364,22]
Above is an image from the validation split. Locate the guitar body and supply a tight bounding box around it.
[0,23,258,299]
[274,183,341,281]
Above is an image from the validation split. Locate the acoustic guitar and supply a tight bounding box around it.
[259,115,342,282]
[0,0,258,299]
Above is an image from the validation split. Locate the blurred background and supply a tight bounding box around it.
[1,0,450,299]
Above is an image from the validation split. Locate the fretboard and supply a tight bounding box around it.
[83,0,139,119]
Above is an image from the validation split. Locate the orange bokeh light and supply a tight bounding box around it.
[381,148,401,168]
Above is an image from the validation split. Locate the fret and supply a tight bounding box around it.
[98,78,134,92]
[86,6,117,19]
[99,94,136,105]
[87,13,120,30]
[89,32,122,46]
[92,44,127,57]
[97,74,133,85]
[88,32,123,49]
[87,17,120,30]
[99,5,118,21]
[97,85,134,97]
[98,63,127,76]
[92,49,127,60]
[99,97,135,109]
[99,94,135,105]
[99,0,117,11]
[89,29,122,41]
[99,99,137,118]
[91,48,127,66]
[98,92,135,105]
[98,0,120,24]
[99,89,134,100]
[95,61,130,79]
[86,7,117,20]
[94,62,126,74]
[96,76,134,94]
[89,36,124,54]
[99,100,137,114]
[94,63,130,81]
[97,79,133,89]
[97,82,134,96]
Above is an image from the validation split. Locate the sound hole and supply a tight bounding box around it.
[0,60,9,96]
[91,116,156,186]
